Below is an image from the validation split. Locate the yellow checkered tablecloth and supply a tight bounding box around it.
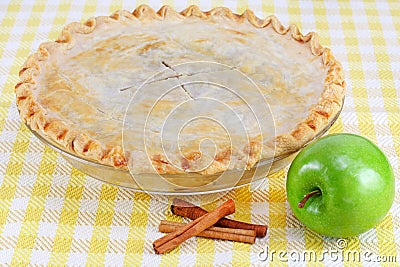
[0,0,399,266]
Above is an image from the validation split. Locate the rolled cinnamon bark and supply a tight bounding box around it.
[171,198,267,237]
[153,199,235,254]
[159,220,256,244]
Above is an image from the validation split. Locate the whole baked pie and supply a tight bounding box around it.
[15,5,345,176]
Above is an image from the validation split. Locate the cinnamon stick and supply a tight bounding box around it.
[153,199,235,254]
[159,220,256,244]
[171,198,267,237]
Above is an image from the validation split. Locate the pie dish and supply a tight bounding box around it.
[15,5,345,177]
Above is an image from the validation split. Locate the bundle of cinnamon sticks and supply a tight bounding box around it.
[153,198,268,254]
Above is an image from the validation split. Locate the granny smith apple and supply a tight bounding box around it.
[286,133,395,238]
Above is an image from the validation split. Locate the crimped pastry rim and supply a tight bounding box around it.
[15,5,345,174]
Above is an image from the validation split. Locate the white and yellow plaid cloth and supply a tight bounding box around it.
[0,0,399,266]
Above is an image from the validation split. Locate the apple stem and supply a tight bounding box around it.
[298,190,321,208]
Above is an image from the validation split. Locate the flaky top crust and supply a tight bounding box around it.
[15,5,345,174]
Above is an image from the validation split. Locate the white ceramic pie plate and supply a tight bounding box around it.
[25,100,342,195]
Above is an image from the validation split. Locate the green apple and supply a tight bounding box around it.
[286,133,395,238]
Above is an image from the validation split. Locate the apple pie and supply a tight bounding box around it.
[15,5,345,175]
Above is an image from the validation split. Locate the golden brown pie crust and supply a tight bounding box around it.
[15,5,345,175]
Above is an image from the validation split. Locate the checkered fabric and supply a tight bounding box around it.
[0,0,399,266]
